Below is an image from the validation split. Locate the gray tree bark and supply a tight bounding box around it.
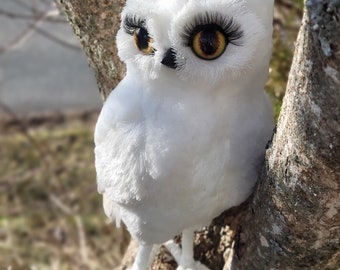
[57,0,126,100]
[58,0,339,269]
[231,0,340,268]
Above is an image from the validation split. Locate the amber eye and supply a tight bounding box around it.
[133,27,154,55]
[189,24,227,60]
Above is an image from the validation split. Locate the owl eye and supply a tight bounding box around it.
[123,15,155,55]
[133,27,154,55]
[183,13,243,61]
[189,25,227,60]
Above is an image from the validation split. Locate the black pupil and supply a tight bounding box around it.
[135,28,150,51]
[199,30,219,55]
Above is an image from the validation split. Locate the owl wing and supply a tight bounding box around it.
[94,74,147,225]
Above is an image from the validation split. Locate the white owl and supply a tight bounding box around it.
[94,0,274,269]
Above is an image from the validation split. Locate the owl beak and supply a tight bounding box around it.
[161,48,177,69]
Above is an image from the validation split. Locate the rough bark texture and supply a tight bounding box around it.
[232,1,340,269]
[57,0,126,100]
[59,0,339,269]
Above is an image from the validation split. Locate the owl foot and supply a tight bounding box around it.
[176,262,209,270]
[165,229,209,270]
[128,244,155,270]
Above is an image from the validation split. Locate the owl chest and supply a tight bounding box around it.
[108,98,245,230]
[112,96,234,184]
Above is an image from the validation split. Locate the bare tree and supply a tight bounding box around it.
[58,0,339,269]
[56,0,126,100]
[0,0,80,54]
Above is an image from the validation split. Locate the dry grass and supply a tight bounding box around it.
[0,112,129,269]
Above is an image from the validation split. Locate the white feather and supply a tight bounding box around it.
[95,0,274,268]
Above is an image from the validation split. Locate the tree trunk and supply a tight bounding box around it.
[232,1,340,268]
[58,0,339,269]
[56,0,126,100]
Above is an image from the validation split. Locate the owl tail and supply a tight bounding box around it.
[103,192,122,228]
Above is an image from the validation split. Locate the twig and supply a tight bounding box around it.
[0,100,42,151]
[49,194,90,264]
[51,258,61,270]
[0,99,68,182]
[12,0,35,11]
[35,27,81,51]
[4,218,13,247]
[0,4,60,54]
[0,8,66,23]
[75,214,89,263]
[49,193,74,215]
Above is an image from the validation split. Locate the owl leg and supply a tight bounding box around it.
[130,244,153,270]
[165,228,209,270]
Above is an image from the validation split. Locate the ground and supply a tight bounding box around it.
[0,112,130,269]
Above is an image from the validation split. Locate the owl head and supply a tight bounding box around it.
[116,0,274,88]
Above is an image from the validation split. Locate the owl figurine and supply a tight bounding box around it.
[94,0,274,269]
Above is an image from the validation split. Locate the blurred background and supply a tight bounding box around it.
[0,0,303,269]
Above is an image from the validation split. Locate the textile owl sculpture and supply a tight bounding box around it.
[95,0,274,269]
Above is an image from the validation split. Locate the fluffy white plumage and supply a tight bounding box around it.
[95,0,274,269]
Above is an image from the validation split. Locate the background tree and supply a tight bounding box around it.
[57,0,339,269]
[0,0,79,54]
